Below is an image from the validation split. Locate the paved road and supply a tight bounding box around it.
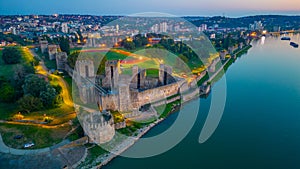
[0,134,50,155]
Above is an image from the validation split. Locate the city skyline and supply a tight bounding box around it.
[0,0,300,17]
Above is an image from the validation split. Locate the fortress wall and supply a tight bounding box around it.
[101,94,119,111]
[137,82,179,106]
[182,88,199,102]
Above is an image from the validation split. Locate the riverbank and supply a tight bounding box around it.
[82,46,252,169]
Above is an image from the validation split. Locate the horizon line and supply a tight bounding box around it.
[1,13,300,18]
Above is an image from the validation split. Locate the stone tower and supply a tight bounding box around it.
[40,40,48,53]
[82,111,115,144]
[159,64,172,85]
[103,60,120,91]
[75,60,96,104]
[56,52,68,70]
[118,84,131,112]
[77,60,95,78]
[131,65,146,89]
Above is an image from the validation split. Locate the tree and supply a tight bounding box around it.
[39,85,57,108]
[67,51,80,68]
[23,74,47,97]
[22,74,59,108]
[53,85,62,94]
[133,35,148,48]
[12,65,35,98]
[122,40,135,50]
[0,83,15,102]
[0,76,6,86]
[59,37,70,55]
[17,95,43,113]
[2,47,21,64]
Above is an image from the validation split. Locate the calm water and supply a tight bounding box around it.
[104,34,300,169]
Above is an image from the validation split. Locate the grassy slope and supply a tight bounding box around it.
[0,47,35,118]
[0,123,70,149]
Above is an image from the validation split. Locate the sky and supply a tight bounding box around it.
[0,0,300,17]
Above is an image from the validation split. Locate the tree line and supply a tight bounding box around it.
[0,47,62,113]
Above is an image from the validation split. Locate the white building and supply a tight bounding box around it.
[249,21,263,31]
[174,25,181,32]
[198,24,208,32]
[159,22,168,33]
[151,24,159,33]
[116,24,119,33]
[61,23,69,33]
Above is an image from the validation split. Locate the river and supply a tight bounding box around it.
[103,34,300,169]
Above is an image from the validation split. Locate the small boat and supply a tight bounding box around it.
[290,42,299,48]
[281,37,291,41]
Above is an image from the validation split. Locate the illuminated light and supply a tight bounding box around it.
[250,32,257,37]
[126,37,133,42]
[262,30,267,34]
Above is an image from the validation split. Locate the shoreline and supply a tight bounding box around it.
[92,44,252,169]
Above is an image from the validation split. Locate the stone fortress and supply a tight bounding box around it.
[73,57,201,144]
[74,59,185,143]
[75,59,191,113]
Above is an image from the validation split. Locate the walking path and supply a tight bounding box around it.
[30,49,73,107]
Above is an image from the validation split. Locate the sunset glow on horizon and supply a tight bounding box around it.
[0,0,299,16]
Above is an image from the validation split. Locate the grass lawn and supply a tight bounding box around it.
[155,100,181,119]
[105,51,132,60]
[0,102,75,126]
[0,47,35,78]
[146,69,159,78]
[25,104,75,126]
[0,49,19,79]
[122,59,158,69]
[0,102,19,120]
[0,47,36,120]
[44,57,57,70]
[77,145,108,168]
[0,123,70,149]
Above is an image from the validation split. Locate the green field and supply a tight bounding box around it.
[0,47,35,118]
[0,47,34,78]
[0,123,70,149]
[0,102,19,120]
[0,50,18,79]
[105,51,131,60]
